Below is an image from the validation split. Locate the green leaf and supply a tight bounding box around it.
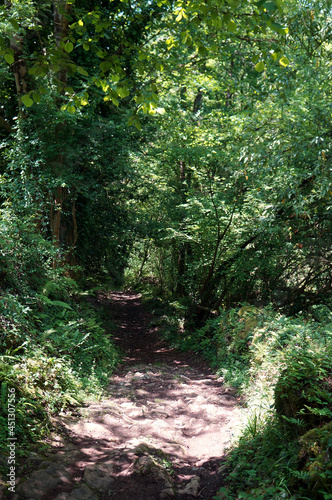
[4,52,14,65]
[67,105,76,113]
[135,94,144,104]
[198,44,208,56]
[29,64,41,76]
[279,56,289,67]
[117,86,130,98]
[77,67,88,76]
[32,92,41,103]
[227,20,237,32]
[128,115,141,130]
[49,300,72,310]
[255,61,265,72]
[100,60,112,72]
[184,34,192,47]
[176,11,183,22]
[264,1,278,12]
[65,42,74,53]
[21,94,34,107]
[96,49,106,58]
[9,19,20,30]
[270,21,288,34]
[166,37,175,50]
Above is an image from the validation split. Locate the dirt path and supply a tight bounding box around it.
[10,292,242,500]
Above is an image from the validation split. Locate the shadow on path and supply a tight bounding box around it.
[12,291,243,500]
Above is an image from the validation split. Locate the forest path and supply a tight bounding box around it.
[14,292,243,500]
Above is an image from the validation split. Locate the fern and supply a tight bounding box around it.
[0,381,7,407]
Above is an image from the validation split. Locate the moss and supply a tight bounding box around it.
[238,306,261,317]
[299,422,332,448]
[295,422,332,499]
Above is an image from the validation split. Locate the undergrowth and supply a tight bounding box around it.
[0,206,120,464]
[217,307,332,500]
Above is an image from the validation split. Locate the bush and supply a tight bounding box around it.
[212,308,332,500]
[274,354,332,429]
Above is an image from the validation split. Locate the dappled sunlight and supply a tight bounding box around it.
[43,291,243,499]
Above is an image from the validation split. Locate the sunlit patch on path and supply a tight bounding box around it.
[15,292,242,500]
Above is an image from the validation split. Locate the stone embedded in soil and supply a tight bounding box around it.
[37,460,52,469]
[16,470,62,499]
[16,463,71,499]
[178,476,201,497]
[66,484,98,500]
[55,449,79,464]
[44,462,71,482]
[24,452,44,469]
[134,455,175,496]
[83,463,114,492]
[160,486,175,498]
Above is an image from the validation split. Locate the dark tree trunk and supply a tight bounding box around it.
[50,0,77,266]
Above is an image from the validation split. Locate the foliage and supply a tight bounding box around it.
[120,0,332,317]
[0,201,120,459]
[0,5,331,500]
[128,57,332,313]
[0,0,288,124]
[0,352,80,455]
[203,305,332,500]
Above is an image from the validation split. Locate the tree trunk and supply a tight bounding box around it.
[176,159,188,297]
[54,0,72,87]
[50,0,77,266]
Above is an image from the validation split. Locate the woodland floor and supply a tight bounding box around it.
[7,291,243,500]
